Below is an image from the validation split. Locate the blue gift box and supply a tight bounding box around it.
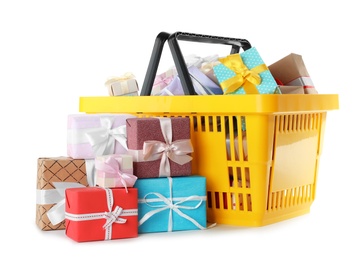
[134,175,207,233]
[213,47,280,94]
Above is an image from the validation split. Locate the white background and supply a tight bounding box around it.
[0,0,359,259]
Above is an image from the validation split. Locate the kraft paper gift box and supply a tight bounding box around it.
[126,117,193,178]
[95,154,137,189]
[278,85,305,94]
[268,53,318,94]
[104,73,139,96]
[36,157,96,231]
[67,113,136,159]
[65,187,138,242]
[134,176,207,233]
[158,66,223,96]
[213,47,280,95]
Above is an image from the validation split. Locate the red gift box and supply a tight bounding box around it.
[126,117,193,178]
[65,187,138,242]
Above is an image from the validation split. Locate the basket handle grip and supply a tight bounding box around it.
[140,31,252,96]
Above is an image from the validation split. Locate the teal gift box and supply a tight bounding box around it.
[213,47,280,94]
[134,175,207,233]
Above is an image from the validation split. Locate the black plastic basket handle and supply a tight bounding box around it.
[140,31,252,96]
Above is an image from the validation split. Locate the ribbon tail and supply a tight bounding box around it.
[159,153,171,177]
[47,199,65,225]
[172,207,206,230]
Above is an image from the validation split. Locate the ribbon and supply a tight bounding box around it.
[36,182,86,225]
[65,188,137,240]
[85,116,128,157]
[218,53,268,94]
[183,54,219,68]
[200,61,221,74]
[104,73,137,96]
[286,76,315,89]
[138,177,206,231]
[130,117,193,177]
[154,74,174,88]
[36,159,96,226]
[104,72,135,88]
[95,156,137,192]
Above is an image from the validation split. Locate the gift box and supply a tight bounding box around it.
[213,47,279,95]
[134,176,207,233]
[200,61,221,85]
[183,54,219,68]
[95,154,137,189]
[104,73,139,96]
[67,113,136,159]
[278,85,305,94]
[157,66,223,96]
[65,187,138,242]
[36,157,95,230]
[151,68,177,95]
[126,117,193,178]
[268,53,318,94]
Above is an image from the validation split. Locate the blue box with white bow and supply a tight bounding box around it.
[134,175,207,233]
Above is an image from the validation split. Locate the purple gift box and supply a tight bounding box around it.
[67,114,136,159]
[157,66,223,96]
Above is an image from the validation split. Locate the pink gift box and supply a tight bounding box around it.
[126,117,193,178]
[95,154,137,189]
[67,114,136,159]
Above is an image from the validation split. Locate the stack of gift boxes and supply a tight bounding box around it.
[36,47,318,242]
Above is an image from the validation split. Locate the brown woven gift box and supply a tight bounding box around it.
[36,157,89,231]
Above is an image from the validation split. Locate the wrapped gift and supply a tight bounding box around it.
[104,72,139,96]
[65,187,138,242]
[67,113,136,159]
[158,66,223,96]
[126,117,193,178]
[183,54,219,68]
[36,157,96,231]
[200,61,221,85]
[278,85,305,94]
[213,47,279,94]
[95,154,137,190]
[151,68,177,95]
[134,176,207,233]
[268,53,318,94]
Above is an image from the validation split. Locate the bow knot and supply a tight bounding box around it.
[138,177,206,232]
[154,74,174,87]
[85,117,128,156]
[143,139,193,177]
[104,72,135,87]
[103,206,126,229]
[218,53,267,94]
[95,156,137,192]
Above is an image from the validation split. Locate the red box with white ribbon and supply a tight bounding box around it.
[65,187,138,242]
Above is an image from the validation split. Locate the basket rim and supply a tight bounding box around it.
[79,94,339,114]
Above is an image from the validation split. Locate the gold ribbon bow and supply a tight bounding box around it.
[218,54,267,94]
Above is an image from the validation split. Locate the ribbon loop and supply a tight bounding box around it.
[85,117,128,156]
[138,177,206,232]
[218,53,267,94]
[140,118,193,177]
[103,206,127,229]
[95,156,137,192]
[104,72,135,88]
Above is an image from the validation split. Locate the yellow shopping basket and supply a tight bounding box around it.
[79,32,339,227]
